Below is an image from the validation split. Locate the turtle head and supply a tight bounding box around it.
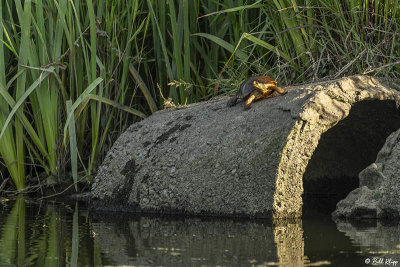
[253,80,278,92]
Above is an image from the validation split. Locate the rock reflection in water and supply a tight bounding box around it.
[272,218,307,266]
[335,220,400,257]
[92,214,332,266]
[92,216,277,266]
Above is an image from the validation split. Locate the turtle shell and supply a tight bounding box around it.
[238,76,276,99]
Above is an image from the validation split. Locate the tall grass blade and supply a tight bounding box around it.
[63,77,103,146]
[193,33,248,61]
[183,0,190,85]
[146,0,175,99]
[14,0,32,189]
[243,33,291,62]
[67,100,78,191]
[199,0,263,18]
[129,64,157,113]
[0,0,19,187]
[168,0,186,102]
[86,94,147,119]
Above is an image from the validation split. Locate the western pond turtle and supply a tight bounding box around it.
[227,76,287,109]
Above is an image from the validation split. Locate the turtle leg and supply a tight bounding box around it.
[244,92,257,109]
[274,86,287,95]
[255,90,274,100]
[227,96,239,107]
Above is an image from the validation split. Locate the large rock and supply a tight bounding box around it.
[332,128,400,219]
[91,76,400,218]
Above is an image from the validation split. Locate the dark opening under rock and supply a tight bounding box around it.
[303,100,400,215]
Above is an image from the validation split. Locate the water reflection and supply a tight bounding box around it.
[92,215,277,266]
[1,199,400,266]
[335,220,400,257]
[273,218,307,266]
[0,197,24,266]
[0,198,101,267]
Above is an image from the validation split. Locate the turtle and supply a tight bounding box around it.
[226,76,287,109]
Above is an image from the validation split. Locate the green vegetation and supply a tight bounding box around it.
[0,0,399,192]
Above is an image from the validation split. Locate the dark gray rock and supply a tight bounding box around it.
[91,75,400,218]
[359,163,385,190]
[332,128,400,219]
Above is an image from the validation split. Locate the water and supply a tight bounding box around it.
[0,198,399,267]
